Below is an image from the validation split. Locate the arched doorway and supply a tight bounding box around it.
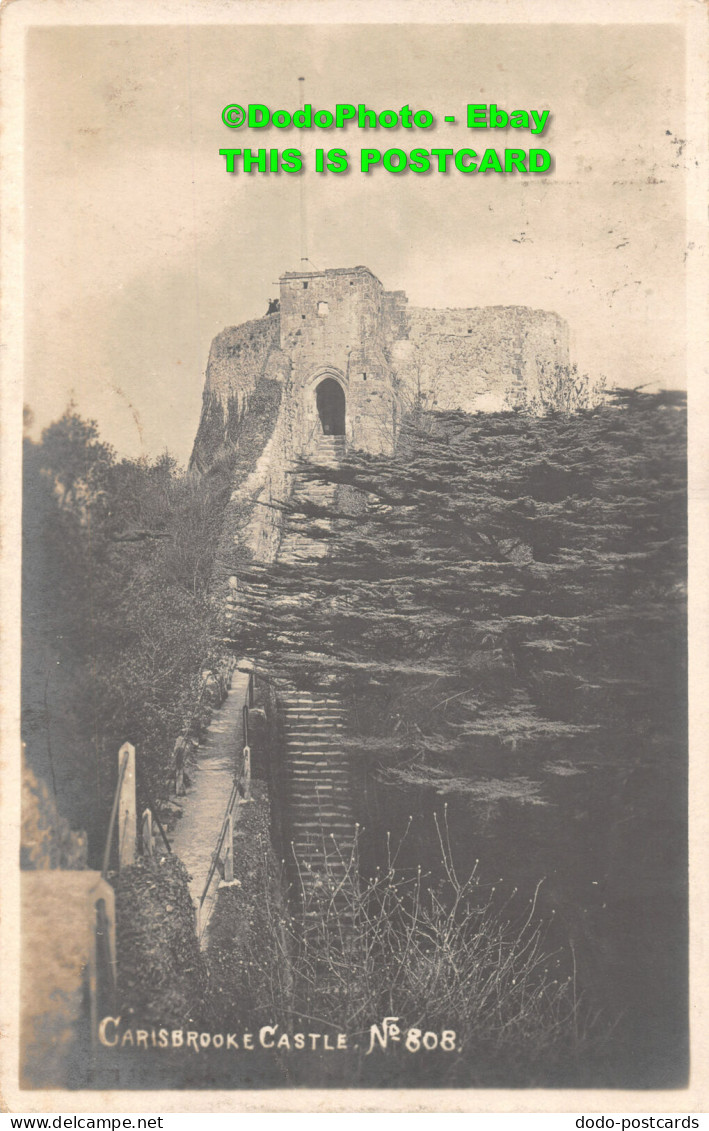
[315,378,346,435]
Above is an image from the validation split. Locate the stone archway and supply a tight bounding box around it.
[315,377,346,435]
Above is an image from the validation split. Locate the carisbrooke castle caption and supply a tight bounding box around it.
[98,1018,458,1055]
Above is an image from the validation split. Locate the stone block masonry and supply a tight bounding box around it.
[401,305,570,414]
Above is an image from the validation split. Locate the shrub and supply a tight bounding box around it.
[253,816,584,1084]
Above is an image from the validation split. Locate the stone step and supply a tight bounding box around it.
[292,825,356,836]
[287,764,349,774]
[292,825,355,837]
[284,724,346,733]
[285,744,348,752]
[284,727,346,735]
[282,696,343,703]
[288,760,350,769]
[283,708,347,717]
[288,772,349,782]
[283,706,347,715]
[286,750,348,757]
[288,785,350,794]
[284,732,347,742]
[284,717,345,726]
[293,816,354,826]
[292,816,354,826]
[284,707,344,716]
[288,787,350,798]
[288,764,350,774]
[286,748,348,757]
[289,788,349,798]
[284,702,346,710]
[292,804,353,813]
[291,804,354,814]
[285,750,349,760]
[285,751,347,759]
[290,801,354,810]
[292,816,355,827]
[284,722,346,731]
[288,759,349,769]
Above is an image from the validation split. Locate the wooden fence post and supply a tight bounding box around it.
[117,742,136,870]
[142,809,153,860]
[242,703,249,748]
[222,813,234,883]
[241,746,251,802]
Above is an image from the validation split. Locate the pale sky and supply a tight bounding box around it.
[24,21,686,464]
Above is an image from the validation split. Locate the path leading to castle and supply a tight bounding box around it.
[275,434,359,915]
[169,670,251,940]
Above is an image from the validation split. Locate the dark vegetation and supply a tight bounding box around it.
[229,389,688,1085]
[116,856,208,1029]
[190,377,281,476]
[249,822,586,1088]
[22,408,235,862]
[233,390,686,773]
[21,752,88,870]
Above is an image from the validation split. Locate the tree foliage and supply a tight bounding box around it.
[22,409,234,858]
[231,389,686,783]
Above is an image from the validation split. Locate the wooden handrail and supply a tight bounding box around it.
[198,779,240,922]
[197,739,252,910]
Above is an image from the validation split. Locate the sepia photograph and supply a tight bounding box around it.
[2,0,706,1112]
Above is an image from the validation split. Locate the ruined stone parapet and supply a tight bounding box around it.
[396,305,570,413]
[204,314,281,406]
[190,314,285,471]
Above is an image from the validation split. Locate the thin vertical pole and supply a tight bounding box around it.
[142,809,153,860]
[223,814,234,883]
[298,76,308,265]
[242,746,251,802]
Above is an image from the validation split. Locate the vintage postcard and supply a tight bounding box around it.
[1,0,707,1114]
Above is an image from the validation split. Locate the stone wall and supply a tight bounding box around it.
[190,314,286,471]
[204,314,281,406]
[395,306,570,413]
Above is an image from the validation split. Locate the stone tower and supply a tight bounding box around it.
[279,265,398,455]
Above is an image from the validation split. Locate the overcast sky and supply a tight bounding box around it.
[24,19,686,464]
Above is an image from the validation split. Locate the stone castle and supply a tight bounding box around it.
[190,264,570,570]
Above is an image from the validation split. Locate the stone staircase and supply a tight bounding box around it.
[279,689,357,915]
[275,433,358,917]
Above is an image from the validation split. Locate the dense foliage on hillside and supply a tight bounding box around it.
[233,390,686,786]
[22,409,233,859]
[230,390,687,1083]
